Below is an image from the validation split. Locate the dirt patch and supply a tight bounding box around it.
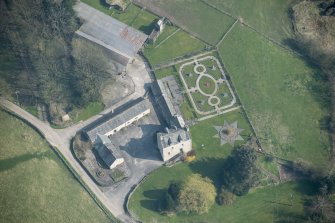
[100,75,135,107]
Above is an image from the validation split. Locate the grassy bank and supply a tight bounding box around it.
[0,110,111,223]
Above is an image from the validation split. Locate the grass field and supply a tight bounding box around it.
[130,170,313,223]
[130,9,158,35]
[129,111,312,223]
[144,28,206,67]
[70,101,104,123]
[205,0,296,42]
[81,0,158,34]
[144,0,236,45]
[0,110,111,223]
[219,23,331,168]
[154,66,179,80]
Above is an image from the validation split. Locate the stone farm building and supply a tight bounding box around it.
[151,77,193,161]
[157,127,192,161]
[84,98,150,143]
[95,134,124,169]
[74,2,148,72]
[148,18,165,44]
[151,78,185,128]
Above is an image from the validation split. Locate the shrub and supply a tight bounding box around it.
[218,187,236,206]
[222,147,259,196]
[177,174,216,214]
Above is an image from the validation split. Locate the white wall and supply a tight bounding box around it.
[110,158,125,169]
[158,139,192,161]
[105,108,150,136]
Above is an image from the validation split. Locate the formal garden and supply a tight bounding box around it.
[178,56,236,115]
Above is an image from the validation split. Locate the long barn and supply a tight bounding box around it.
[74,2,148,63]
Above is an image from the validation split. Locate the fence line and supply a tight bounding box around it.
[154,28,180,48]
[216,19,238,47]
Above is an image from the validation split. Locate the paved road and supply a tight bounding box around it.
[0,58,153,223]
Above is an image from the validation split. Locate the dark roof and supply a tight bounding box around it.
[96,141,123,167]
[157,128,191,148]
[151,78,185,128]
[74,2,147,58]
[84,98,150,142]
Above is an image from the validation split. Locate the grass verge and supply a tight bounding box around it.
[0,110,112,223]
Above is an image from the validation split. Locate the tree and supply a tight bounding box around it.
[306,195,335,223]
[177,174,216,214]
[222,147,259,196]
[0,0,114,122]
[162,181,180,212]
[218,187,236,205]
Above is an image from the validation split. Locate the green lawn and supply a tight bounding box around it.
[70,101,104,123]
[131,9,158,35]
[206,0,296,42]
[154,66,179,80]
[217,83,233,106]
[129,110,312,223]
[180,100,197,121]
[219,23,331,168]
[199,76,216,95]
[152,25,179,47]
[144,0,236,45]
[191,92,213,113]
[144,29,206,67]
[131,170,313,223]
[0,110,111,223]
[181,65,198,88]
[81,0,157,34]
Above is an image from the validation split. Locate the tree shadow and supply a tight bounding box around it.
[0,150,52,172]
[143,189,166,199]
[294,180,319,196]
[140,188,166,211]
[189,157,225,187]
[91,147,110,169]
[99,0,110,8]
[139,19,159,35]
[140,199,161,212]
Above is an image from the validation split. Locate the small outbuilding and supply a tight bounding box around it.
[105,0,128,11]
[95,134,124,169]
[148,18,165,44]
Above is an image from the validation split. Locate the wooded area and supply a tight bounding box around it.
[0,0,113,123]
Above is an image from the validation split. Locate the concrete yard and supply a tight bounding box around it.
[102,96,165,220]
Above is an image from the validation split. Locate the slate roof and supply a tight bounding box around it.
[95,135,123,167]
[157,128,191,148]
[151,78,185,128]
[74,2,147,58]
[84,99,150,142]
